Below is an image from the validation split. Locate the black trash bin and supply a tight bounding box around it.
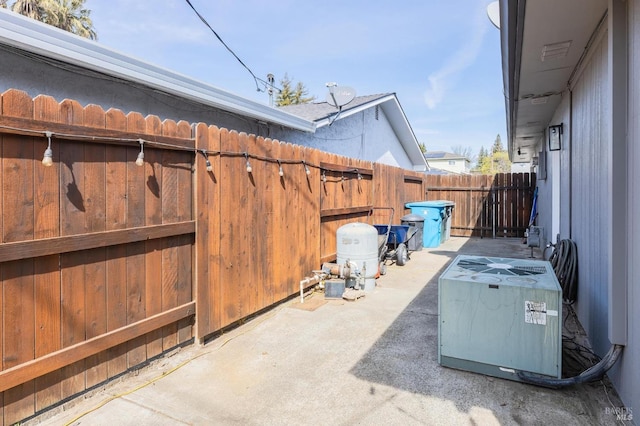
[401,214,425,252]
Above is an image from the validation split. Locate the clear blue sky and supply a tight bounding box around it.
[86,0,506,158]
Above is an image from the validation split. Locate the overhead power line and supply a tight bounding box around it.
[184,0,280,94]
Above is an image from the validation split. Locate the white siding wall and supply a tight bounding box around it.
[569,27,611,355]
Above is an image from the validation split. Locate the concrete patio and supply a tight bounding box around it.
[29,237,624,425]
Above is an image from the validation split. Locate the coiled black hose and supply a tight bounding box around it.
[518,239,624,388]
[518,344,624,388]
[548,239,578,303]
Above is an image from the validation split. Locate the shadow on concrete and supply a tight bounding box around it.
[349,237,619,425]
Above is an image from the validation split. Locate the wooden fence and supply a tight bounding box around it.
[0,89,535,423]
[424,173,536,238]
[0,89,426,424]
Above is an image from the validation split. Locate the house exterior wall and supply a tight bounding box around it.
[609,0,640,410]
[569,24,611,358]
[526,2,638,411]
[270,107,415,169]
[426,159,470,174]
[0,45,271,137]
[553,10,639,410]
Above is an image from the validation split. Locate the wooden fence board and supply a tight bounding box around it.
[195,123,216,338]
[174,121,193,344]
[104,106,128,383]
[161,146,179,351]
[33,96,62,411]
[125,112,148,368]
[219,129,240,327]
[83,105,109,389]
[145,120,165,358]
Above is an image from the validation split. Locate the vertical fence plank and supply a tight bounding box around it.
[303,146,321,281]
[242,132,260,319]
[258,136,275,306]
[195,123,217,338]
[219,129,239,328]
[125,112,147,368]
[1,90,37,422]
[284,142,303,293]
[33,95,63,411]
[144,116,165,358]
[104,108,129,378]
[82,104,109,389]
[174,120,194,345]
[58,99,87,400]
[271,140,286,299]
[160,136,179,352]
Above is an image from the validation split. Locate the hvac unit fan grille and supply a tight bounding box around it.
[457,257,546,276]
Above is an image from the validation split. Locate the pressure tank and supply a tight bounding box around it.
[336,222,379,291]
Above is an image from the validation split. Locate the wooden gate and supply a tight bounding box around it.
[424,173,536,238]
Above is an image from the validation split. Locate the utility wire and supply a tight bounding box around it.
[184,0,280,94]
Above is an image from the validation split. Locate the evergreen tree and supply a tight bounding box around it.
[473,136,511,175]
[491,134,503,154]
[276,74,315,106]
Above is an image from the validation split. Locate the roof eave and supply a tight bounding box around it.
[0,9,316,133]
[500,0,525,160]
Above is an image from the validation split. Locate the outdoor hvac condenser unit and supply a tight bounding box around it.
[438,255,562,382]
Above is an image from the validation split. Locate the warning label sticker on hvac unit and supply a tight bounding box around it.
[525,301,547,325]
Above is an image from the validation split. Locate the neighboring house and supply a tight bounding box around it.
[424,151,470,174]
[276,94,429,172]
[500,0,638,412]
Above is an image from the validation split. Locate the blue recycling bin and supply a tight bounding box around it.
[405,201,452,248]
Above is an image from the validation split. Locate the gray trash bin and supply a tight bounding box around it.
[401,214,425,252]
[430,200,455,241]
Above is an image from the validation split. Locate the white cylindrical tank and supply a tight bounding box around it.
[337,222,379,291]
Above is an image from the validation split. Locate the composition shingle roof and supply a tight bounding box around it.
[278,93,392,122]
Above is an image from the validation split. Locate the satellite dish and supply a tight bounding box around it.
[487,1,500,29]
[325,84,356,108]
